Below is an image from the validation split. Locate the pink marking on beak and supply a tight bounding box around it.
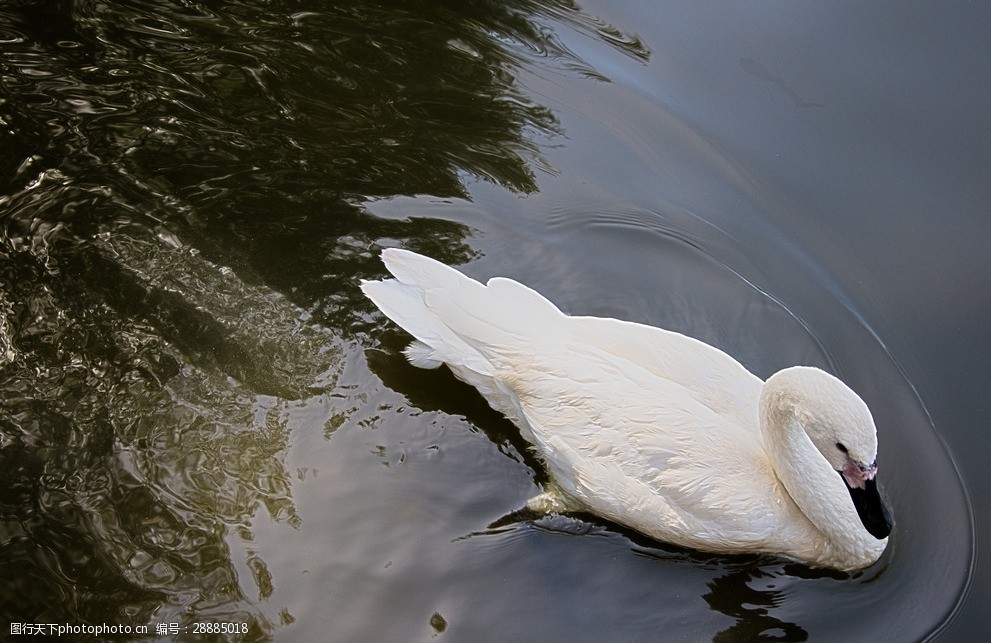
[842,459,877,490]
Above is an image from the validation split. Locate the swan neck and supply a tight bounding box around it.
[759,370,884,569]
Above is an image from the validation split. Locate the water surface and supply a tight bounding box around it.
[1,1,988,641]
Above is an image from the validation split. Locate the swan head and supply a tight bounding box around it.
[784,368,877,476]
[762,366,893,542]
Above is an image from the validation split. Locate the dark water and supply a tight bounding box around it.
[1,1,988,641]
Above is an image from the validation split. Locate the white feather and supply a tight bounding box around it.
[361,249,890,571]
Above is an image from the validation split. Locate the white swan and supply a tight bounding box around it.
[361,249,892,571]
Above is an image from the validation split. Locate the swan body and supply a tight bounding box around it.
[361,249,891,571]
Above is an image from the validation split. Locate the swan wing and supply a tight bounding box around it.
[566,315,763,433]
[503,343,782,549]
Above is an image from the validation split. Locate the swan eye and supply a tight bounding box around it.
[836,442,848,454]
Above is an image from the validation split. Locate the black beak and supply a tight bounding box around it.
[842,473,893,539]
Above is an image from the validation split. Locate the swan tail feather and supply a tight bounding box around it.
[363,249,567,374]
[403,340,443,369]
[361,275,491,376]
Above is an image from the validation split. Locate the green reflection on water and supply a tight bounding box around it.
[0,0,647,637]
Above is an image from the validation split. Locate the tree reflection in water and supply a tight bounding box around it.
[0,0,648,637]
